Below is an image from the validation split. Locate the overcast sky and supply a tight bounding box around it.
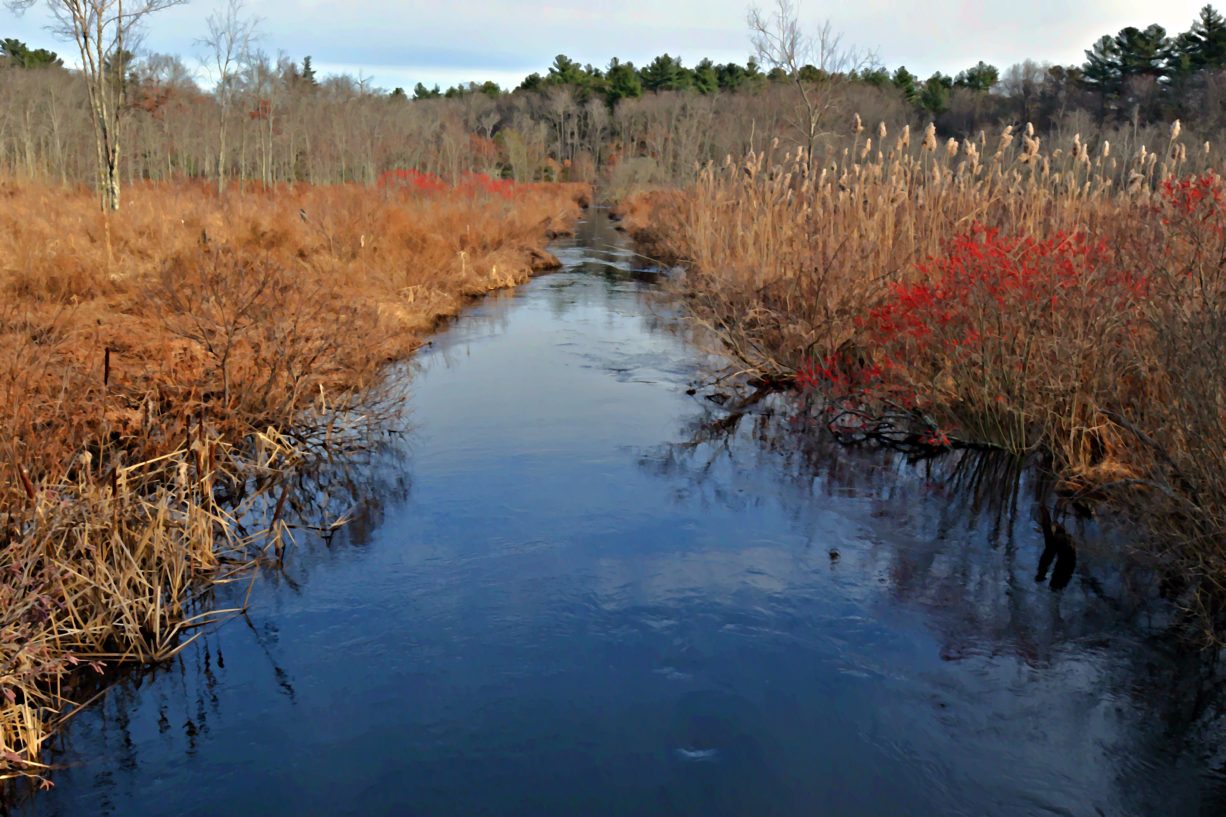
[0,1,1216,91]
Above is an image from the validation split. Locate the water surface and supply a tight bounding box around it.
[21,213,1226,817]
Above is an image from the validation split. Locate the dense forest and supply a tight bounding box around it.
[4,5,1226,191]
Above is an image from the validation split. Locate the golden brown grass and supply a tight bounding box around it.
[0,179,587,785]
[622,121,1226,640]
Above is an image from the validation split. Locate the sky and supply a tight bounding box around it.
[0,0,1216,91]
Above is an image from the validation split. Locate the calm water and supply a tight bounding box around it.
[19,213,1226,817]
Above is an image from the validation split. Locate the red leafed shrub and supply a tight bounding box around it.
[376,168,449,194]
[799,224,1149,456]
[1160,170,1226,223]
[457,172,516,198]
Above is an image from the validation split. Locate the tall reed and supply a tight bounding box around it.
[0,178,587,785]
[623,119,1226,640]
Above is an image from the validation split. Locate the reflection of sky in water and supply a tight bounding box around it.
[18,215,1226,817]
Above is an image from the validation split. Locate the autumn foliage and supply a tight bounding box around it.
[625,123,1226,638]
[0,178,587,785]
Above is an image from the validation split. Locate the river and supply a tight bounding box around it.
[18,212,1226,817]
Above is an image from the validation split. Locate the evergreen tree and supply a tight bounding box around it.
[892,66,919,102]
[412,81,441,99]
[715,61,749,91]
[1082,34,1123,96]
[640,53,692,92]
[0,37,61,68]
[797,64,825,83]
[859,66,891,88]
[692,58,719,94]
[300,55,318,87]
[1114,25,1170,79]
[920,72,953,113]
[1186,4,1226,68]
[604,57,642,105]
[546,54,585,86]
[517,72,544,92]
[954,61,999,92]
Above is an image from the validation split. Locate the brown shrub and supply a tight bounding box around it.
[0,178,586,784]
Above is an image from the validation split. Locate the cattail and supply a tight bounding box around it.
[921,122,937,152]
[1171,119,1182,141]
[1101,140,1110,159]
[852,113,864,135]
[896,124,911,151]
[945,137,959,158]
[878,121,887,140]
[1025,122,1035,138]
[860,137,873,161]
[994,125,1014,158]
[1206,141,1213,155]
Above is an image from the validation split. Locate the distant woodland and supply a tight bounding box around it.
[3,4,1226,191]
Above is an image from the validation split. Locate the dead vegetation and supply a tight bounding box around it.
[620,120,1226,640]
[0,178,587,785]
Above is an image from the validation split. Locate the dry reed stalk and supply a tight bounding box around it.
[0,178,587,786]
[621,118,1226,640]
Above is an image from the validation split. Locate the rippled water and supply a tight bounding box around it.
[18,213,1226,817]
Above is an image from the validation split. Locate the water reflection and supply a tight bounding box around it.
[14,214,1226,817]
[649,380,1226,812]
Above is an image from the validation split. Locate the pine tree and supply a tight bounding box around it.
[892,66,918,102]
[1187,4,1226,68]
[954,61,999,92]
[300,55,318,87]
[1082,34,1123,96]
[604,58,642,106]
[0,37,61,68]
[692,58,719,94]
[640,54,692,92]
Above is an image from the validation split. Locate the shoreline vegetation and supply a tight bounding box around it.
[615,118,1226,643]
[0,177,588,787]
[6,0,1226,799]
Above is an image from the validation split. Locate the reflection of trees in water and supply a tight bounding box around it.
[644,387,1226,786]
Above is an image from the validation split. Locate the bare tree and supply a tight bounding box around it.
[198,0,259,195]
[7,0,187,210]
[748,0,874,168]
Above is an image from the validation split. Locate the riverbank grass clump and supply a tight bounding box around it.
[621,121,1226,639]
[0,179,587,785]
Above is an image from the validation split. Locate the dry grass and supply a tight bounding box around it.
[623,121,1226,640]
[0,179,587,785]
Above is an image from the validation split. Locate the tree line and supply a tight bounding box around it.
[4,2,1226,205]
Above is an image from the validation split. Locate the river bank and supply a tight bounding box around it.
[0,179,588,785]
[13,211,1225,817]
[614,127,1226,642]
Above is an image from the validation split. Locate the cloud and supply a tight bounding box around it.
[0,0,1214,89]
